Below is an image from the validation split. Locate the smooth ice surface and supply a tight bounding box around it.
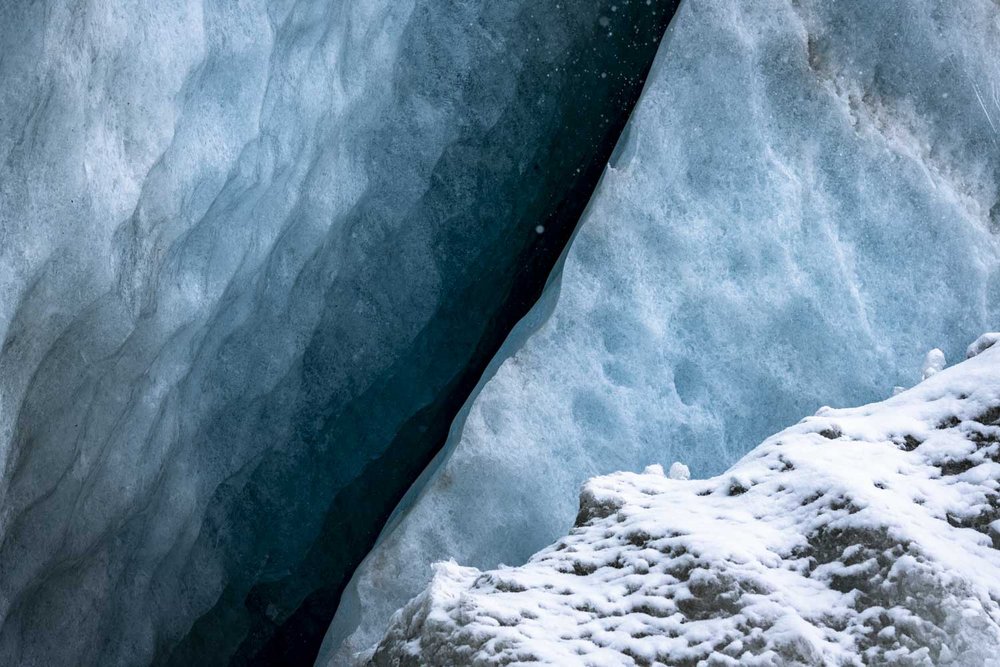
[365,336,1000,666]
[0,0,673,664]
[330,0,1000,660]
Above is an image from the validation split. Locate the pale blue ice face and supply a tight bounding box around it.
[329,0,1000,660]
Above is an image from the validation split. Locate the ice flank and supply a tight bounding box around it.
[921,349,946,381]
[362,334,1000,666]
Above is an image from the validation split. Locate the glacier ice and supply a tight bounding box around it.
[0,0,675,664]
[365,337,1000,666]
[328,0,1000,660]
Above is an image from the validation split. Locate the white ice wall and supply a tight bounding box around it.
[0,0,677,661]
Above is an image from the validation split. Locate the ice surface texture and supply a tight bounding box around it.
[0,0,676,664]
[365,338,1000,666]
[331,0,1000,659]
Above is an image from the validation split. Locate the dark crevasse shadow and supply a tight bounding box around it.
[201,4,683,665]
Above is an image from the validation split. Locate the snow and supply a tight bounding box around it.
[363,336,1000,666]
[326,0,1000,658]
[921,349,946,380]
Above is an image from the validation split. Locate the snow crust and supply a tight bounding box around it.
[364,338,1000,666]
[328,0,1000,657]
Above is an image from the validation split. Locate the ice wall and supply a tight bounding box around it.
[0,1,676,664]
[328,0,1000,660]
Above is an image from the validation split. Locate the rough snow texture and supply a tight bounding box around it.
[365,339,1000,666]
[328,0,1000,658]
[968,333,1000,359]
[0,0,674,664]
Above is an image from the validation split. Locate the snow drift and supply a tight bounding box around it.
[364,334,1000,666]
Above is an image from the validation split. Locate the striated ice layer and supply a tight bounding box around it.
[0,0,674,664]
[329,0,1000,660]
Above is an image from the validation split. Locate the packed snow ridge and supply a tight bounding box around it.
[362,334,1000,666]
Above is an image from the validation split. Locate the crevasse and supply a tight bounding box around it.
[0,0,675,664]
[328,0,1000,661]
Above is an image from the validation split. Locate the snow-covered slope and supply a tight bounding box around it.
[328,0,1000,658]
[363,334,1000,666]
